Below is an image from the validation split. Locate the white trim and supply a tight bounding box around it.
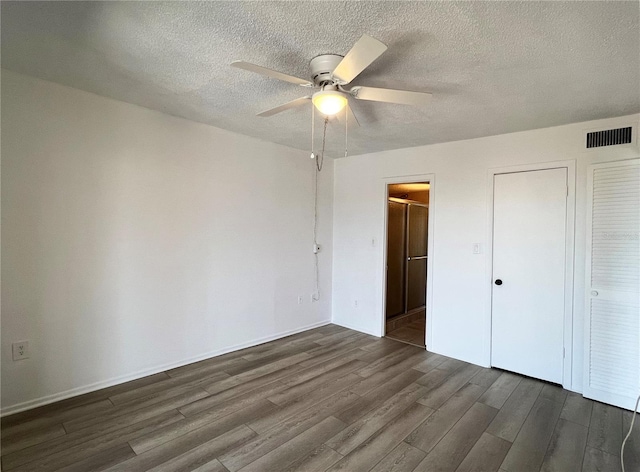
[332,320,381,337]
[1,319,331,417]
[485,160,576,389]
[379,173,435,350]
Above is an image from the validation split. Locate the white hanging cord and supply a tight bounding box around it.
[310,103,315,159]
[313,159,320,301]
[621,392,640,472]
[310,104,319,301]
[345,105,348,158]
[311,108,328,301]
[316,117,327,172]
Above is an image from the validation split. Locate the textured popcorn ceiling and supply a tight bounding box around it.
[2,1,639,157]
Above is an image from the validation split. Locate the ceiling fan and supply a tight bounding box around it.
[231,34,432,124]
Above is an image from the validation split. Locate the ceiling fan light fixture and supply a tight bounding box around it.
[312,90,348,116]
[233,34,432,121]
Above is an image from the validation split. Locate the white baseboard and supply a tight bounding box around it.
[1,319,331,417]
[331,320,381,337]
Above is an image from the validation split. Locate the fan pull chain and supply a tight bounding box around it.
[316,117,327,172]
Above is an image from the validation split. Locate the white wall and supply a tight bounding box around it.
[332,114,639,392]
[1,70,333,414]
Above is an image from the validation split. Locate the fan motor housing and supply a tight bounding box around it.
[310,54,343,86]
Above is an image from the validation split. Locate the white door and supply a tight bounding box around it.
[491,168,567,384]
[584,159,639,410]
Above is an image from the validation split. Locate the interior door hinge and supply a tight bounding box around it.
[563,347,566,358]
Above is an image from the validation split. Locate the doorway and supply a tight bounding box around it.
[384,182,429,347]
[491,168,567,384]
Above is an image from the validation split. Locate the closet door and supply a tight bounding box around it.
[491,169,567,384]
[584,159,640,410]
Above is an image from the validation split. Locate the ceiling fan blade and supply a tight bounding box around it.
[331,35,387,85]
[350,86,432,106]
[231,61,313,87]
[257,96,311,117]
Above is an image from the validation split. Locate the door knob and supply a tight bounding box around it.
[495,279,503,286]
[591,290,598,296]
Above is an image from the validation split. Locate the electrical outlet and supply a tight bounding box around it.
[12,341,29,361]
[473,243,481,254]
[354,300,359,308]
[297,295,304,305]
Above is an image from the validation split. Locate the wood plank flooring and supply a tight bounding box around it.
[2,324,638,472]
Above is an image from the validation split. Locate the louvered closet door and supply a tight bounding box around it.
[584,159,640,410]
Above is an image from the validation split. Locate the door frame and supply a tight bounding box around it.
[485,160,576,389]
[380,174,435,350]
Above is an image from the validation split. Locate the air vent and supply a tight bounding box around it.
[586,127,632,148]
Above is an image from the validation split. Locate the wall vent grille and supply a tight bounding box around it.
[586,127,632,148]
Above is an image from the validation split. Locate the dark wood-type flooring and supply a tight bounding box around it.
[2,324,638,472]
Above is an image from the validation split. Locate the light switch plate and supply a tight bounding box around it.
[12,341,29,361]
